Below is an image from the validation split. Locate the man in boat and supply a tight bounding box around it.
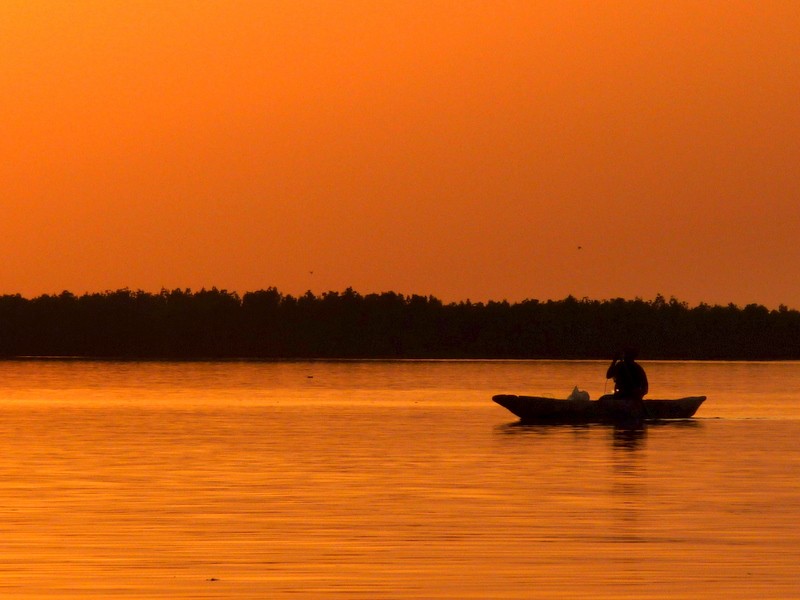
[606,348,649,400]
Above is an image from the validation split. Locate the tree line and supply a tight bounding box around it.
[0,287,798,360]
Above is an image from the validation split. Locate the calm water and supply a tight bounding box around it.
[0,360,798,599]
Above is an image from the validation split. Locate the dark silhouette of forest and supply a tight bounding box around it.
[0,287,798,360]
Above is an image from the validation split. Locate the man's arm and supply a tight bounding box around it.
[606,359,618,379]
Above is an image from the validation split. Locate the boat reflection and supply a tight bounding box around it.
[495,418,702,447]
[608,425,648,545]
[612,424,646,450]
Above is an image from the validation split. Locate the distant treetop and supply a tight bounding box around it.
[0,288,797,360]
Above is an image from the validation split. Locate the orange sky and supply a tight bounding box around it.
[2,1,799,308]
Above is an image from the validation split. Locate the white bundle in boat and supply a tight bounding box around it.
[567,386,590,402]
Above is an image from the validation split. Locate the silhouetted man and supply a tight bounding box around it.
[606,349,649,400]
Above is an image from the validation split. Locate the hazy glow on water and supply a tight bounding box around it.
[0,360,798,598]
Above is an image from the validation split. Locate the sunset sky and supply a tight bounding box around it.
[3,1,799,308]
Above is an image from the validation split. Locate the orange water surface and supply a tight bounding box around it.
[0,360,797,598]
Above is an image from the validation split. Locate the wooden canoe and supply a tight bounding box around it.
[492,394,706,423]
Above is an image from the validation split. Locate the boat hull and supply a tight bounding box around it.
[492,394,706,424]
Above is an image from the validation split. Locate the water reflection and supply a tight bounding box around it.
[494,421,593,436]
[609,424,647,546]
[611,424,647,451]
[495,419,701,443]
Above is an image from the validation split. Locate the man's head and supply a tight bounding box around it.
[623,347,639,361]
